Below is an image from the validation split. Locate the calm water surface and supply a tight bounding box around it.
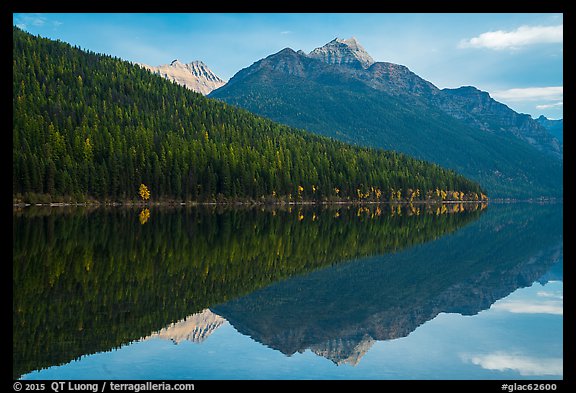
[13,202,562,380]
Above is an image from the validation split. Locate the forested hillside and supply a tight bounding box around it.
[13,28,484,203]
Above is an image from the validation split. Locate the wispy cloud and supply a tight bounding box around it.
[536,290,563,299]
[536,102,564,110]
[459,25,563,50]
[490,86,563,116]
[14,13,46,30]
[490,287,563,315]
[491,86,563,102]
[491,300,563,315]
[463,352,563,376]
[14,13,62,31]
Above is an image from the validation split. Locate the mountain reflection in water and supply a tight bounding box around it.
[165,203,561,366]
[14,202,562,378]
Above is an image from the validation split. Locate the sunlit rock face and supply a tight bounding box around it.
[307,37,374,69]
[139,60,226,95]
[146,309,226,344]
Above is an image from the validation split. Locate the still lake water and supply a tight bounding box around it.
[13,202,562,380]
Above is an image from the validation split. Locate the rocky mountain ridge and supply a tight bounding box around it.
[536,115,563,145]
[145,309,225,344]
[306,38,561,158]
[221,38,561,158]
[139,59,225,95]
[434,87,562,159]
[308,37,375,69]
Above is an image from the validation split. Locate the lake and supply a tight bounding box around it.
[13,202,562,380]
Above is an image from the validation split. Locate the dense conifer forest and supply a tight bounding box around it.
[13,28,485,203]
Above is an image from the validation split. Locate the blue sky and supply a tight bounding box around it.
[13,13,563,119]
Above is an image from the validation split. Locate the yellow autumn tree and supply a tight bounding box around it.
[139,208,150,225]
[139,183,151,202]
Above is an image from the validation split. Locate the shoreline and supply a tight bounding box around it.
[12,198,560,208]
[13,200,487,207]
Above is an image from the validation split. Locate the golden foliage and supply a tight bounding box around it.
[139,183,151,201]
[139,208,150,225]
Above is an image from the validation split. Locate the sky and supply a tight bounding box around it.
[13,13,563,119]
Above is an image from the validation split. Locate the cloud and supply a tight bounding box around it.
[490,87,563,117]
[536,290,563,299]
[491,291,563,315]
[14,13,46,30]
[459,25,563,50]
[491,300,563,315]
[536,102,563,110]
[14,13,62,31]
[491,86,563,102]
[463,352,563,376]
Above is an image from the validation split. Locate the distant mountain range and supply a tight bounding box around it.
[210,37,563,199]
[536,115,563,145]
[139,59,225,95]
[432,86,561,159]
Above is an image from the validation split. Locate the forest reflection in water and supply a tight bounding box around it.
[13,202,485,379]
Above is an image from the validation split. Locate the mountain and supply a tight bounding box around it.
[433,87,562,159]
[13,28,484,203]
[139,59,225,95]
[536,115,563,145]
[210,38,563,199]
[308,37,374,69]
